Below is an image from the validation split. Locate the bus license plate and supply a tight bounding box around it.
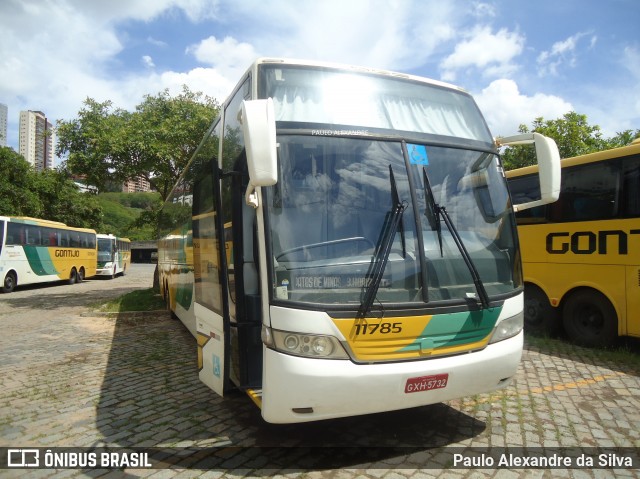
[405,373,448,393]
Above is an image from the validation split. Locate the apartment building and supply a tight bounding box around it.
[0,103,7,147]
[19,110,55,171]
[123,176,151,193]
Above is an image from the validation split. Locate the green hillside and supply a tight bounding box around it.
[96,192,161,241]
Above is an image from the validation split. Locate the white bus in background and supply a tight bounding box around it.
[0,216,97,293]
[157,58,561,423]
[96,234,131,279]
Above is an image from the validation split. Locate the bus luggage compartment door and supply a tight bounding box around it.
[196,303,226,396]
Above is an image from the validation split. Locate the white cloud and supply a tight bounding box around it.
[622,45,640,80]
[440,26,524,81]
[471,1,497,18]
[474,79,573,137]
[576,45,640,137]
[223,0,459,72]
[186,36,259,79]
[154,68,235,103]
[147,36,168,48]
[1,0,633,153]
[142,55,155,68]
[64,0,220,23]
[537,32,596,76]
[0,0,226,148]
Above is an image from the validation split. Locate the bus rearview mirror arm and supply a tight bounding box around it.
[497,133,561,212]
[239,98,278,208]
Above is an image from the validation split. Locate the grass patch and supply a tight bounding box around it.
[95,288,165,313]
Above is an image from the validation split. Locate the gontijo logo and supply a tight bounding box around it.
[546,229,640,255]
[54,249,80,258]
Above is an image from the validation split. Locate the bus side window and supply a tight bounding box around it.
[622,155,640,217]
[26,227,40,245]
[510,174,547,224]
[6,223,23,245]
[562,162,618,222]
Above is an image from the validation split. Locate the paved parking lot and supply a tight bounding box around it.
[0,264,639,478]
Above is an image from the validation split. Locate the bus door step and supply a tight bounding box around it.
[246,388,263,409]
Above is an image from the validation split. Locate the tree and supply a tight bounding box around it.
[0,147,42,216]
[0,146,103,228]
[56,99,128,191]
[33,169,103,229]
[500,112,639,170]
[121,86,219,200]
[605,129,640,149]
[58,86,219,201]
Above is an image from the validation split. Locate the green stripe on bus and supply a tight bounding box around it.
[400,306,502,351]
[23,246,59,276]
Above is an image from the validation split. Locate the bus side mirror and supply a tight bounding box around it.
[498,133,561,212]
[239,98,278,207]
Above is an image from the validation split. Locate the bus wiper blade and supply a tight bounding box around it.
[357,166,406,319]
[422,167,490,309]
[422,167,443,257]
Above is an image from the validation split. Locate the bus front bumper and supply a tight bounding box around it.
[260,332,522,423]
[95,264,116,276]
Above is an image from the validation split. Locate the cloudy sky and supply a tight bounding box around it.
[1,0,638,155]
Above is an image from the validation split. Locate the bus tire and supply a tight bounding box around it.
[68,268,78,285]
[78,267,85,283]
[163,281,169,309]
[164,282,178,320]
[2,272,17,293]
[562,290,617,348]
[523,284,560,336]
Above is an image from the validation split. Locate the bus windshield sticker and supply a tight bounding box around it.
[407,144,428,165]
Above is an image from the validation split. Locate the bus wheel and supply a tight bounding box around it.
[111,265,116,279]
[163,282,170,309]
[2,272,17,293]
[77,267,85,282]
[68,268,78,285]
[164,283,178,319]
[562,290,617,348]
[523,284,560,336]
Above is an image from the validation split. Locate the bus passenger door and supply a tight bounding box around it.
[222,161,264,391]
[192,153,232,397]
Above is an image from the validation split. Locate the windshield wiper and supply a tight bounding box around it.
[422,167,490,309]
[422,168,443,257]
[356,166,406,319]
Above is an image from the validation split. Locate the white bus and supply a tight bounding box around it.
[158,58,560,423]
[96,234,131,278]
[0,216,97,293]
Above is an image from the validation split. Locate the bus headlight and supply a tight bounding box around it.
[263,326,349,359]
[488,312,524,344]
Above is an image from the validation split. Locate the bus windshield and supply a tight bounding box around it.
[97,237,113,262]
[266,135,519,307]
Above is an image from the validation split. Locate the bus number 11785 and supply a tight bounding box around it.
[353,322,403,335]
